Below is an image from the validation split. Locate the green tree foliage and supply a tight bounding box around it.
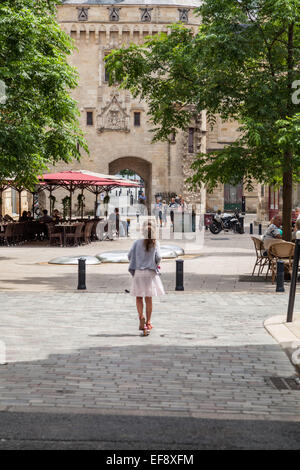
[106,0,300,239]
[0,0,88,189]
[119,169,136,177]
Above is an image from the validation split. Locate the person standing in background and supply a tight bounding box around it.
[154,198,162,228]
[169,197,178,228]
[162,200,168,227]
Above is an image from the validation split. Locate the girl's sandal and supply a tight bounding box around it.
[146,322,153,330]
[139,316,145,330]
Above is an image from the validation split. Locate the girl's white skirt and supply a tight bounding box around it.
[130,269,165,297]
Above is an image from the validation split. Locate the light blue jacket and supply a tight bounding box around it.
[128,239,162,276]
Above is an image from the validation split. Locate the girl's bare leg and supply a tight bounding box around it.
[136,297,145,330]
[145,297,152,325]
[136,297,144,317]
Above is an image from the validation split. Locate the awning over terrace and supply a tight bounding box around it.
[38,170,140,219]
[0,170,140,219]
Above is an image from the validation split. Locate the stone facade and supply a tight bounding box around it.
[52,0,205,214]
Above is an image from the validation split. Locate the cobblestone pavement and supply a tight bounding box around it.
[0,291,299,422]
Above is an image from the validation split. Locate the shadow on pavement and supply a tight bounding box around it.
[0,272,275,292]
[0,343,299,449]
[0,410,300,450]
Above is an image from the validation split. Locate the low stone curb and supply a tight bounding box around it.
[264,315,300,375]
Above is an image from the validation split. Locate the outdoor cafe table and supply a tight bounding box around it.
[55,223,82,247]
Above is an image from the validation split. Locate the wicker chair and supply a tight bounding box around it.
[0,223,15,246]
[65,223,84,246]
[47,224,63,246]
[13,223,25,245]
[268,241,295,283]
[82,221,94,244]
[251,236,270,276]
[91,219,100,241]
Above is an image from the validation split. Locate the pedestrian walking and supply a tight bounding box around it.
[169,197,178,227]
[178,198,187,213]
[138,192,147,215]
[154,198,163,227]
[192,204,196,232]
[175,194,182,205]
[162,200,168,227]
[128,221,165,332]
[136,206,140,223]
[108,207,120,239]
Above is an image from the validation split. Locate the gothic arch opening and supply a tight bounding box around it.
[109,157,152,209]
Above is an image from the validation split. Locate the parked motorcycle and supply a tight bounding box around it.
[209,209,244,234]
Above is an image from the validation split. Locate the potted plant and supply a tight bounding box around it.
[62,196,71,220]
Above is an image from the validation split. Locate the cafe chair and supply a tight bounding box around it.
[46,224,63,246]
[268,241,295,283]
[66,223,84,246]
[251,236,270,276]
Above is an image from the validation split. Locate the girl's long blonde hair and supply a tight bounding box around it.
[142,220,156,251]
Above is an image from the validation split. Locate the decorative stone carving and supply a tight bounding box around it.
[140,8,153,22]
[77,7,89,22]
[97,93,129,133]
[108,7,121,22]
[178,8,189,23]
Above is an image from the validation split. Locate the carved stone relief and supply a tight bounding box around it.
[77,7,89,22]
[178,8,189,23]
[140,8,153,22]
[108,7,121,22]
[97,93,129,133]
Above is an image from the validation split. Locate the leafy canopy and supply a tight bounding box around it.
[106,0,300,192]
[0,0,88,189]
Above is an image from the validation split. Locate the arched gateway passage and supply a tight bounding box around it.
[109,157,152,210]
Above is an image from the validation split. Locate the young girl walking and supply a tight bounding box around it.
[128,221,165,332]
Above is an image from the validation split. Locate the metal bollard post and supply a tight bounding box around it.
[250,223,253,235]
[287,235,300,322]
[259,224,262,235]
[276,260,285,292]
[238,216,244,234]
[78,258,86,290]
[175,259,184,291]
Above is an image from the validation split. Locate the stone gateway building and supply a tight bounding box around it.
[55,0,206,213]
[2,0,300,220]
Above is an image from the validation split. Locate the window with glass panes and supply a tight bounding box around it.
[188,128,194,153]
[134,112,141,127]
[86,111,93,126]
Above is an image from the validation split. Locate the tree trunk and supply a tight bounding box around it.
[282,163,293,242]
[0,190,3,218]
[18,190,22,218]
[281,24,295,242]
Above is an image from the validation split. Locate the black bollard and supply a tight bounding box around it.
[276,260,285,292]
[287,237,300,322]
[241,196,246,215]
[175,259,184,291]
[239,216,244,234]
[259,224,262,235]
[250,223,253,235]
[78,258,86,290]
